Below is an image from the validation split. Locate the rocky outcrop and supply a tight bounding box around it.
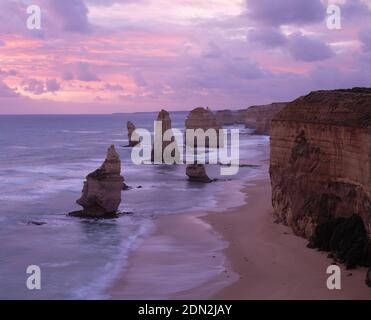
[215,110,235,125]
[308,214,371,269]
[69,145,124,218]
[245,103,287,135]
[245,103,287,134]
[215,109,249,125]
[186,164,212,183]
[270,88,371,241]
[127,121,139,147]
[152,109,178,163]
[185,107,222,147]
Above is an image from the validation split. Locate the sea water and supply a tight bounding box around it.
[0,113,269,299]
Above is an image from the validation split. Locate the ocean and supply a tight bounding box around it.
[0,113,269,299]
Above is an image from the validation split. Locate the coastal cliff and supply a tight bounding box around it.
[215,109,248,125]
[270,88,371,240]
[245,103,287,135]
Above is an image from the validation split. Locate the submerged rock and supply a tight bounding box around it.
[186,164,212,183]
[127,121,139,147]
[69,145,124,219]
[27,221,46,226]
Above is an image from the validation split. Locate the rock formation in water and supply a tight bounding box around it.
[185,107,222,148]
[270,88,371,238]
[215,110,235,125]
[215,109,249,125]
[245,102,287,135]
[127,121,139,147]
[69,145,124,218]
[152,109,179,163]
[186,164,212,183]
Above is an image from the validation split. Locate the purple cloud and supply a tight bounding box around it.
[48,0,91,33]
[0,80,18,98]
[62,71,74,81]
[359,29,371,52]
[22,79,45,95]
[46,79,61,92]
[102,83,124,91]
[76,63,100,82]
[0,69,17,77]
[246,0,325,26]
[287,32,334,62]
[247,28,287,48]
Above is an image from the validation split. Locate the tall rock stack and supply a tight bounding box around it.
[245,102,287,135]
[69,145,124,218]
[127,121,139,147]
[270,88,371,239]
[152,109,179,163]
[185,107,222,148]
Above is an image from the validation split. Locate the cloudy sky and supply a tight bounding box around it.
[0,0,370,114]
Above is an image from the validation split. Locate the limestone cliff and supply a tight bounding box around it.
[245,103,287,135]
[270,88,371,239]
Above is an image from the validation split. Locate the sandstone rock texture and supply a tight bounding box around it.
[215,110,235,125]
[70,145,124,218]
[245,103,287,135]
[185,107,222,147]
[270,88,371,239]
[127,121,139,147]
[186,164,212,183]
[152,109,179,163]
[215,109,249,125]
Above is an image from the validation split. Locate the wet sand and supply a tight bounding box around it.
[108,212,237,299]
[204,178,371,300]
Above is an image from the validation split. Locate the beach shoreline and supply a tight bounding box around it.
[108,171,371,300]
[204,177,371,300]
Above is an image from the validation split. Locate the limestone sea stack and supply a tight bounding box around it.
[270,88,371,238]
[152,109,179,163]
[245,102,287,135]
[185,107,222,148]
[127,121,139,147]
[215,110,235,125]
[186,164,212,183]
[69,145,124,218]
[215,109,249,125]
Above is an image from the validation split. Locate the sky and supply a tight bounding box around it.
[0,0,370,114]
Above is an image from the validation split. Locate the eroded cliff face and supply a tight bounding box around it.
[215,109,248,125]
[245,103,287,135]
[270,88,371,239]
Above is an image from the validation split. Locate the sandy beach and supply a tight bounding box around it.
[205,178,371,300]
[109,171,371,300]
